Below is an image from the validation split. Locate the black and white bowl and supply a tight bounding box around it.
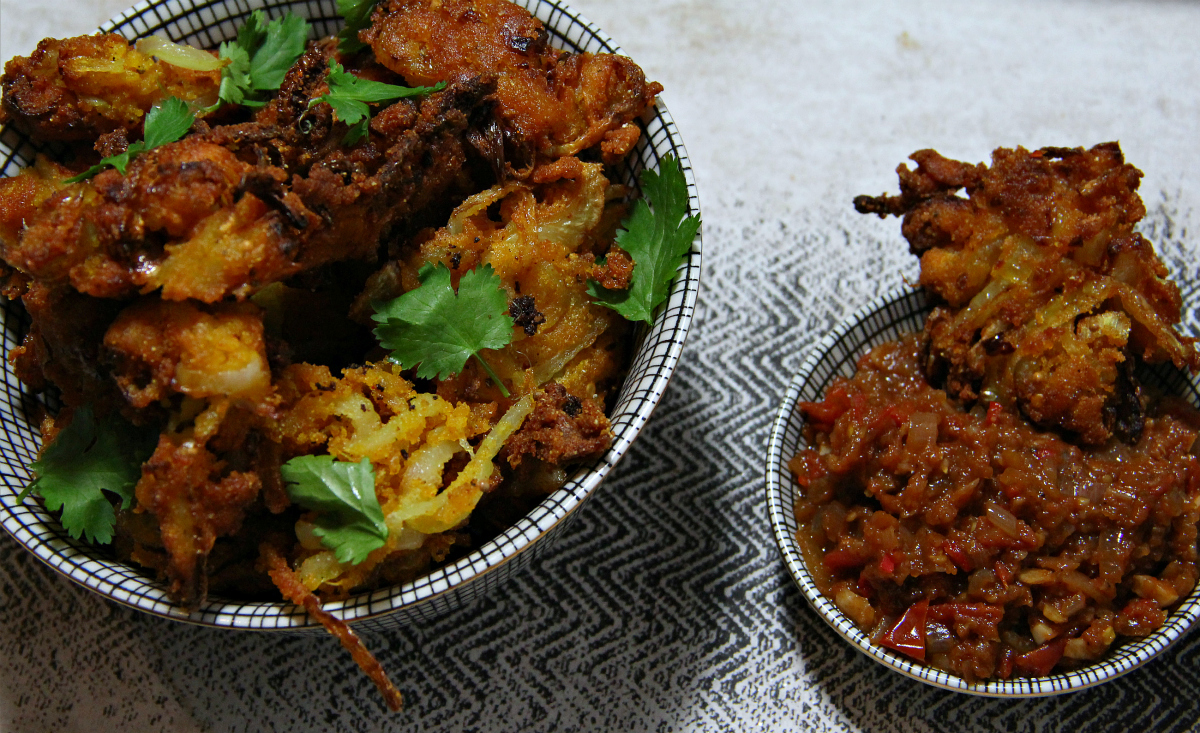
[765,286,1200,696]
[0,0,702,633]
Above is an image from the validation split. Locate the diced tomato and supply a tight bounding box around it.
[823,549,868,575]
[943,540,972,571]
[986,401,1003,425]
[994,561,1012,588]
[880,552,897,574]
[881,599,929,661]
[1013,636,1067,676]
[799,385,852,429]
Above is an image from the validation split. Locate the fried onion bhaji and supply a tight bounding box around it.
[0,0,661,617]
[0,34,220,143]
[856,143,1200,445]
[362,0,662,166]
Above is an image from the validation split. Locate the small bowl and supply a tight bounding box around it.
[0,0,702,632]
[765,286,1200,696]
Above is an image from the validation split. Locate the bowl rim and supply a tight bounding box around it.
[0,0,703,631]
[765,285,1200,697]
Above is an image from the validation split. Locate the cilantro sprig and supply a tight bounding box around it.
[372,262,514,397]
[336,0,380,54]
[64,97,195,183]
[587,155,700,323]
[211,10,308,111]
[309,61,445,144]
[281,455,388,564]
[17,406,158,545]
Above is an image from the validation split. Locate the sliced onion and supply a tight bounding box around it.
[136,36,226,71]
[985,501,1019,537]
[905,412,939,453]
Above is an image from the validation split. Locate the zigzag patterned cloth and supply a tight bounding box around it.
[4,201,1200,731]
[6,0,1200,729]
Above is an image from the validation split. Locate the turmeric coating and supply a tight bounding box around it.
[0,0,661,614]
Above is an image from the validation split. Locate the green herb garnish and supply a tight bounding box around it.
[18,406,158,545]
[586,154,700,323]
[212,9,308,110]
[372,262,514,397]
[309,60,445,144]
[64,97,195,182]
[336,0,379,54]
[281,455,387,565]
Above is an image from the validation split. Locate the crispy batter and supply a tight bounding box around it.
[261,542,403,711]
[6,139,249,297]
[364,0,661,164]
[103,299,277,412]
[506,383,611,466]
[360,158,631,406]
[857,143,1200,444]
[136,413,262,609]
[0,34,220,143]
[3,73,492,303]
[9,282,123,409]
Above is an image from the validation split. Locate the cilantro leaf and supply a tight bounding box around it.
[19,406,158,545]
[586,154,700,323]
[64,96,194,183]
[281,455,387,565]
[216,44,253,106]
[337,0,379,54]
[310,61,445,144]
[213,10,308,110]
[248,13,308,91]
[372,262,514,396]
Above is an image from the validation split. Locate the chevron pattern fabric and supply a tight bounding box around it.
[4,198,1200,731]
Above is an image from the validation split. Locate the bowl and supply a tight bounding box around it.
[765,286,1200,696]
[0,0,701,632]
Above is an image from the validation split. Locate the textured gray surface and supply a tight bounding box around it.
[3,0,1200,731]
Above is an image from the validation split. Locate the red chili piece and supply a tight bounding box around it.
[1013,636,1067,676]
[880,552,897,574]
[943,540,972,571]
[881,599,929,661]
[985,401,1003,425]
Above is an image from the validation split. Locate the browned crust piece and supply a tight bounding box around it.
[0,34,220,144]
[363,0,661,167]
[2,54,495,303]
[856,143,1200,445]
[261,542,404,712]
[506,383,611,467]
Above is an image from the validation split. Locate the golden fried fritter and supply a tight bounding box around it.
[0,34,220,143]
[356,157,630,411]
[857,143,1200,444]
[2,73,493,303]
[103,299,277,412]
[363,0,661,165]
[2,2,645,620]
[9,283,124,410]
